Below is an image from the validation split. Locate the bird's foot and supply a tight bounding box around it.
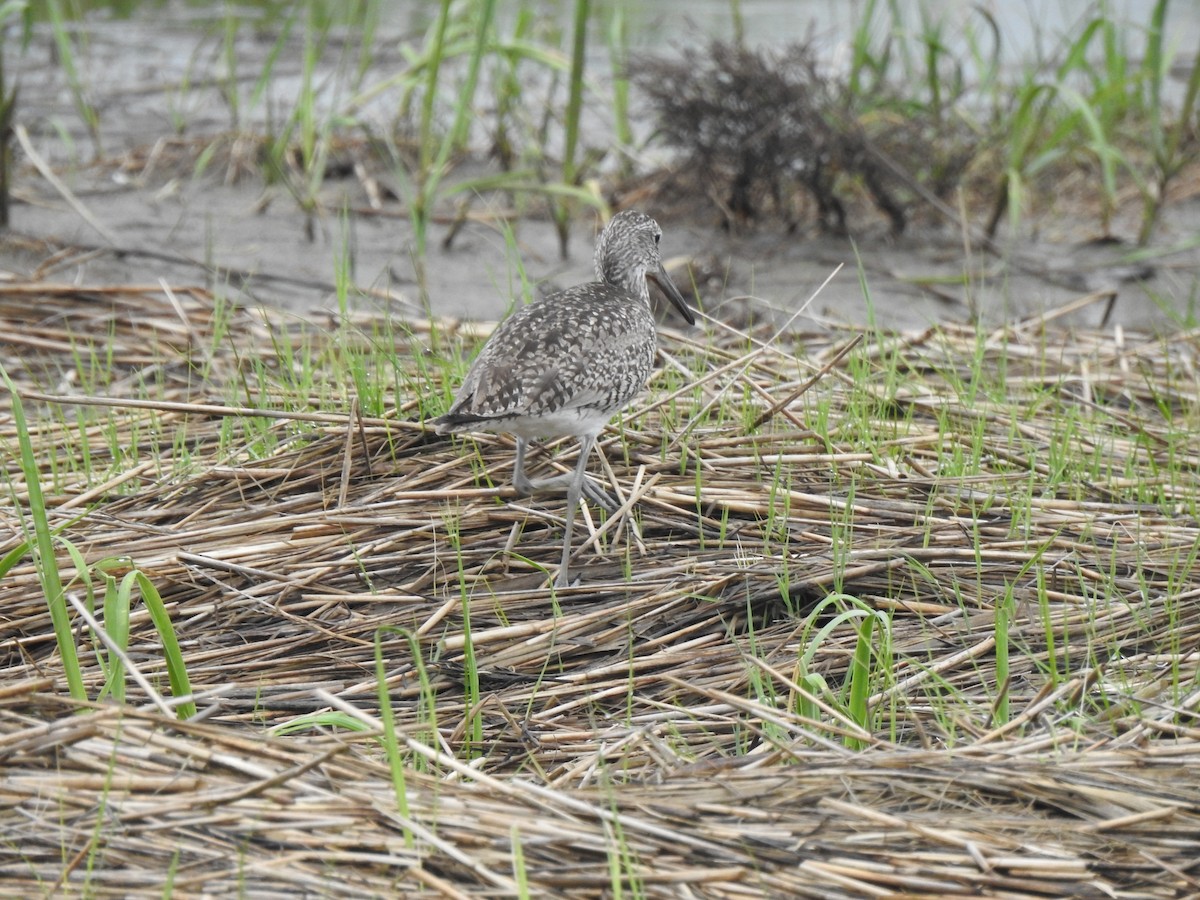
[513,472,618,513]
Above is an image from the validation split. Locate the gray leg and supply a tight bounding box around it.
[512,437,536,495]
[555,433,595,588]
[510,436,616,511]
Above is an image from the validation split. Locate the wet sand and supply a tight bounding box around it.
[5,7,1199,334]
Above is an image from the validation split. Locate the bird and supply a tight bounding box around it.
[431,209,695,588]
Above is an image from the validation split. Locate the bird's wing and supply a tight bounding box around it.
[448,286,649,420]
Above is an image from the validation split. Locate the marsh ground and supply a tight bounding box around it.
[3,3,1200,897]
[5,2,1200,332]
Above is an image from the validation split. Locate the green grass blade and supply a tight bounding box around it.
[412,0,453,249]
[511,823,530,899]
[374,626,414,846]
[994,586,1013,725]
[0,537,32,579]
[553,0,590,256]
[101,570,128,703]
[1,363,86,702]
[845,614,875,748]
[446,0,497,154]
[122,570,195,719]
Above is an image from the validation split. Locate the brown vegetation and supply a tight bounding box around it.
[2,284,1199,895]
[630,41,978,235]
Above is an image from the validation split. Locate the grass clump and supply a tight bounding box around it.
[631,38,965,234]
[631,1,1200,243]
[2,360,195,718]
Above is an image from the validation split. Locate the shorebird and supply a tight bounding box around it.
[432,210,695,587]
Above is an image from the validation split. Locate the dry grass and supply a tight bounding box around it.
[2,283,1200,896]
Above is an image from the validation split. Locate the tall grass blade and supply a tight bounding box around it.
[411,0,454,262]
[45,0,100,152]
[122,570,195,719]
[845,613,876,749]
[994,586,1013,725]
[1,364,86,702]
[1138,0,1200,243]
[606,1,633,179]
[553,0,590,258]
[99,570,128,703]
[374,627,414,847]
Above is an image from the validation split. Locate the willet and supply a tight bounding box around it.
[432,210,695,587]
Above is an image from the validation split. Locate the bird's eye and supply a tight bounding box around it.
[654,232,661,245]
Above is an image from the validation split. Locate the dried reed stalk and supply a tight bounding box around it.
[2,284,1198,896]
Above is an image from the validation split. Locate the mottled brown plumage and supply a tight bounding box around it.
[432,210,694,587]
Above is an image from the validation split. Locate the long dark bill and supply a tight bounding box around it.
[647,264,696,326]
